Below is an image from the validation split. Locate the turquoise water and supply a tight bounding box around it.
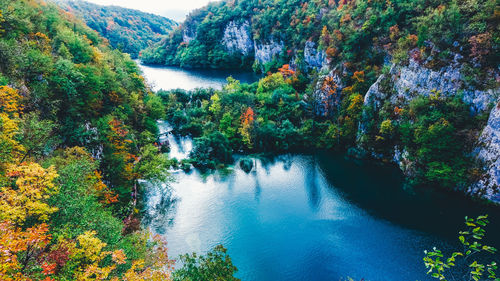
[137,62,260,91]
[139,67,500,281]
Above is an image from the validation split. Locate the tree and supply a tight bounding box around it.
[0,222,52,281]
[19,112,59,162]
[424,215,499,281]
[0,162,58,224]
[239,107,255,149]
[0,86,24,170]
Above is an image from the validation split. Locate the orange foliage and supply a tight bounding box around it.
[352,71,365,83]
[340,13,352,23]
[241,107,255,126]
[90,171,118,204]
[394,106,404,116]
[326,47,338,58]
[333,29,343,41]
[469,33,492,63]
[389,25,399,41]
[278,64,295,78]
[0,222,52,281]
[321,76,340,116]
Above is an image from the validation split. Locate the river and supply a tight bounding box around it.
[137,63,500,281]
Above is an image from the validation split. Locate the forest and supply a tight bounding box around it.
[57,0,177,58]
[0,0,235,279]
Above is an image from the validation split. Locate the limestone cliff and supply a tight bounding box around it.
[357,57,499,202]
[254,39,284,65]
[222,20,254,56]
[363,58,497,114]
[303,41,328,71]
[471,103,500,203]
[312,70,343,117]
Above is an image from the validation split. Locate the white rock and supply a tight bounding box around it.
[254,39,284,64]
[222,20,254,56]
[471,102,500,203]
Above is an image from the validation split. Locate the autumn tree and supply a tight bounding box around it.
[239,107,255,149]
[0,86,24,171]
[0,163,58,224]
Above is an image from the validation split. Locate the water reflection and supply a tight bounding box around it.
[305,158,320,211]
[142,182,178,235]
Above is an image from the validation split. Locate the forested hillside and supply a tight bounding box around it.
[0,0,175,278]
[149,0,500,202]
[141,0,498,74]
[56,0,177,58]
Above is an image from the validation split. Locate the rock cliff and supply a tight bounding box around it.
[357,57,499,202]
[222,20,254,56]
[303,41,328,70]
[471,103,500,203]
[363,58,497,114]
[312,70,344,117]
[254,39,284,65]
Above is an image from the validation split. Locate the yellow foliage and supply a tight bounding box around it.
[0,163,58,224]
[209,93,221,115]
[347,94,363,115]
[0,86,24,169]
[0,10,4,34]
[74,231,107,263]
[0,113,25,167]
[0,86,22,117]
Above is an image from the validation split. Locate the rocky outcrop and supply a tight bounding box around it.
[303,41,328,70]
[359,57,500,202]
[312,70,343,117]
[254,39,284,65]
[182,26,196,43]
[470,102,500,203]
[363,58,498,115]
[222,20,254,56]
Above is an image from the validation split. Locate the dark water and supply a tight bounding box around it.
[137,62,260,91]
[139,66,500,280]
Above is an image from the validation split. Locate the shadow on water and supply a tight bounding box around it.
[315,152,500,249]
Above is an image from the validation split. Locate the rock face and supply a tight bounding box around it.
[312,70,343,117]
[363,58,497,114]
[254,39,284,65]
[303,41,327,70]
[222,20,254,56]
[471,102,500,203]
[359,57,500,202]
[182,26,196,43]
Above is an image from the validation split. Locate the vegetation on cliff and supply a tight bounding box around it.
[141,0,498,84]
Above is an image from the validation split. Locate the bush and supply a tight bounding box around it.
[239,158,253,173]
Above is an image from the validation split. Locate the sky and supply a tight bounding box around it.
[83,0,217,21]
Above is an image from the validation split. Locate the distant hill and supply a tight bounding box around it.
[56,0,177,58]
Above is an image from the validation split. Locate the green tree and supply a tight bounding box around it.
[424,215,499,281]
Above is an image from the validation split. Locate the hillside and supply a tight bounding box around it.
[56,0,177,58]
[146,0,500,203]
[0,0,174,278]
